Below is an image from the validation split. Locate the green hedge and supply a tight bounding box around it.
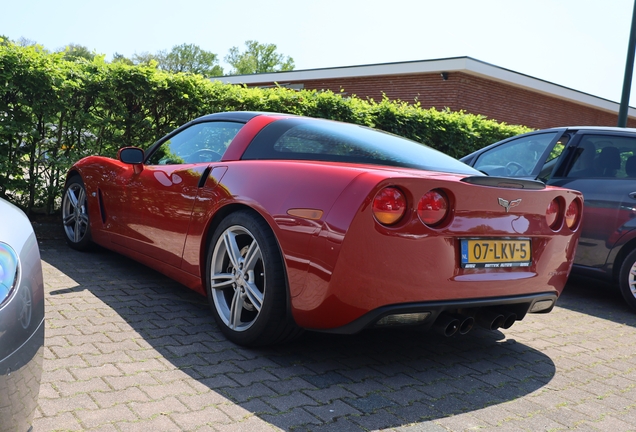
[0,43,531,215]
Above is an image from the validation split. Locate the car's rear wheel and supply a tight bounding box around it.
[62,176,92,251]
[205,210,301,346]
[619,249,636,311]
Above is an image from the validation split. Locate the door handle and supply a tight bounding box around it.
[629,192,636,200]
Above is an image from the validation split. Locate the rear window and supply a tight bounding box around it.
[242,118,481,175]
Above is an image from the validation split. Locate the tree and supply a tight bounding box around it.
[59,44,95,61]
[112,52,134,65]
[160,43,223,77]
[225,40,294,75]
[17,37,38,47]
[131,51,162,66]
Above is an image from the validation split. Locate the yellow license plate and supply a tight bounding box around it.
[460,239,531,268]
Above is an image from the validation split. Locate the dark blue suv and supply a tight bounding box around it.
[461,127,636,311]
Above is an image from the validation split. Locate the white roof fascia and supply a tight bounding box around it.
[217,57,636,117]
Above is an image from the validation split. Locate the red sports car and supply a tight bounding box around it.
[62,112,583,346]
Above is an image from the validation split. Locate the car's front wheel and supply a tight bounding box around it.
[61,176,93,251]
[619,249,636,311]
[205,210,301,346]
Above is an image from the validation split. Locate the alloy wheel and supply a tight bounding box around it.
[209,225,265,332]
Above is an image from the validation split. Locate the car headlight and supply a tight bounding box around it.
[0,241,19,307]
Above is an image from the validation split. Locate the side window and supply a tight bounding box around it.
[566,136,636,179]
[473,132,559,177]
[146,121,243,165]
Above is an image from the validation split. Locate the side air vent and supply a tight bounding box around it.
[98,188,107,223]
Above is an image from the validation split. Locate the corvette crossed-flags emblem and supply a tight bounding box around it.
[498,198,522,213]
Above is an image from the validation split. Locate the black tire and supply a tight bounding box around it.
[619,249,636,311]
[61,176,93,251]
[205,210,301,346]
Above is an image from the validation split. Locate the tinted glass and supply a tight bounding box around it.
[243,119,481,175]
[473,132,559,177]
[566,135,636,178]
[147,121,243,165]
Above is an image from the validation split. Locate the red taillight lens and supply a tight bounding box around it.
[417,190,449,226]
[373,187,406,225]
[565,198,582,230]
[546,197,562,230]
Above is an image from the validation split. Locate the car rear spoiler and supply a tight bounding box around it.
[460,176,546,190]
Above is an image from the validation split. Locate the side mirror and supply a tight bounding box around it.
[118,147,144,164]
[118,147,144,174]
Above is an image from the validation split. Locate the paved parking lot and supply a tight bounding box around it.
[32,227,636,431]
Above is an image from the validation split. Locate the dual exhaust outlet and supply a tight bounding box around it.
[433,310,517,337]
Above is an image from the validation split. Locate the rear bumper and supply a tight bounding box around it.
[312,292,557,334]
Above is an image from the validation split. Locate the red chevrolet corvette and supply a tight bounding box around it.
[62,111,583,346]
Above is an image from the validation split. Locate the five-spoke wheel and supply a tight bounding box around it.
[206,211,300,346]
[62,176,92,250]
[210,224,265,332]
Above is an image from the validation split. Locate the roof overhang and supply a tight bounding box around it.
[218,56,636,118]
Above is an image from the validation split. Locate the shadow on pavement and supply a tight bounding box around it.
[556,274,636,327]
[40,233,556,431]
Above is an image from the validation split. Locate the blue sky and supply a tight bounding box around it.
[3,0,635,104]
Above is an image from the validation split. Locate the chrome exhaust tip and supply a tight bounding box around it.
[433,314,460,337]
[476,311,505,331]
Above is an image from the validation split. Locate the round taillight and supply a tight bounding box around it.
[565,198,582,230]
[373,187,406,225]
[417,189,449,226]
[546,198,562,230]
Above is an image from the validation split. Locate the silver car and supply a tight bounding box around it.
[0,198,45,431]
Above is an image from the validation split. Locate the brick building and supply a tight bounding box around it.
[220,56,636,130]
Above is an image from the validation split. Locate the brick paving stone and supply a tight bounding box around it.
[304,385,357,404]
[351,409,404,430]
[261,406,323,430]
[82,351,133,368]
[304,399,361,422]
[221,382,278,403]
[103,372,159,390]
[343,379,388,397]
[433,412,489,431]
[385,423,448,432]
[239,398,278,416]
[266,391,319,412]
[227,369,279,387]
[38,393,99,417]
[542,405,593,429]
[385,387,432,406]
[142,381,199,400]
[198,374,241,390]
[129,396,189,418]
[70,363,123,381]
[33,410,84,431]
[213,416,284,432]
[31,236,636,431]
[345,393,397,413]
[301,416,365,432]
[54,377,111,397]
[264,376,317,395]
[41,367,76,383]
[91,387,150,408]
[74,404,139,429]
[114,415,180,431]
